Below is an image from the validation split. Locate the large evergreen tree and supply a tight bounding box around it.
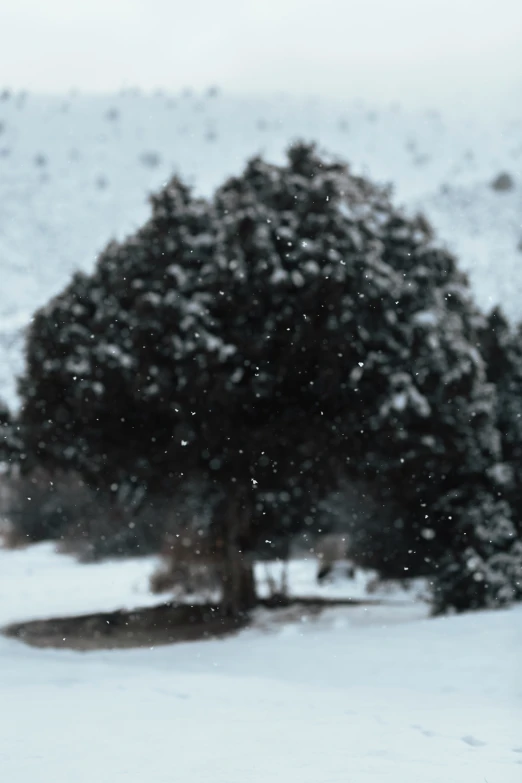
[19,143,522,614]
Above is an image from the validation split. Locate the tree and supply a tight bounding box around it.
[19,143,522,614]
[0,399,10,459]
[480,307,522,535]
[0,398,20,468]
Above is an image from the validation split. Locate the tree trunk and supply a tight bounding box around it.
[218,490,258,618]
[221,550,257,617]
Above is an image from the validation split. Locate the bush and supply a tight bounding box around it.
[4,467,175,558]
[432,543,522,614]
[61,494,167,561]
[0,398,19,468]
[3,468,94,545]
[490,172,515,192]
[317,479,425,577]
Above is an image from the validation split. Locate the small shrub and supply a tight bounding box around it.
[62,494,176,561]
[150,528,223,598]
[3,468,94,545]
[432,544,522,614]
[105,108,120,122]
[139,151,161,168]
[490,172,515,192]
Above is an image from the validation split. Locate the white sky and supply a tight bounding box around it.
[1,0,521,101]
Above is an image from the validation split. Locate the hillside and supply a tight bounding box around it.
[0,90,521,406]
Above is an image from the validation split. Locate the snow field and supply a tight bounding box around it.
[0,540,520,782]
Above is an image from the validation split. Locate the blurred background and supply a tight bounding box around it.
[2,0,521,99]
[0,0,521,406]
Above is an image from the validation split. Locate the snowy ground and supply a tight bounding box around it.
[0,540,420,626]
[0,541,520,782]
[1,90,521,407]
[0,541,163,626]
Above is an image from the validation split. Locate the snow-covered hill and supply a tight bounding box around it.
[1,90,521,406]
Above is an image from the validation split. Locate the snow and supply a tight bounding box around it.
[0,540,521,782]
[0,542,164,626]
[1,91,521,407]
[0,541,417,626]
[413,309,439,327]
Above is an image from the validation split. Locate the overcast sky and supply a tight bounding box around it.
[1,0,521,101]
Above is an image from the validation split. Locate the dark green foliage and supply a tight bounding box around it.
[316,480,419,577]
[0,399,26,523]
[4,466,177,559]
[433,540,522,614]
[0,399,18,466]
[0,399,9,453]
[431,491,521,613]
[480,307,522,535]
[4,468,92,544]
[18,143,522,611]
